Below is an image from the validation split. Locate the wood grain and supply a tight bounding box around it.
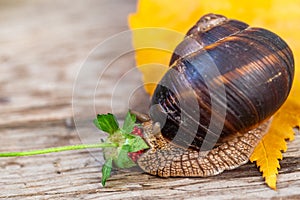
[0,1,299,199]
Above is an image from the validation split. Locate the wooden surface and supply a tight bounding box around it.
[0,1,299,199]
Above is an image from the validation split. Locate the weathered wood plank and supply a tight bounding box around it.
[0,126,299,199]
[0,0,299,199]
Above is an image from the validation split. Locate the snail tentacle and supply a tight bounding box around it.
[129,110,151,122]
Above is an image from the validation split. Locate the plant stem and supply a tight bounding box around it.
[0,143,118,157]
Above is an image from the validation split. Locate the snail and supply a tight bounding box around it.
[131,13,294,177]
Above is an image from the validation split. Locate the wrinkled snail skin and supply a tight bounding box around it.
[136,13,294,177]
[137,119,271,177]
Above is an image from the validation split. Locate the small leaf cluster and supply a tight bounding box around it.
[93,112,149,186]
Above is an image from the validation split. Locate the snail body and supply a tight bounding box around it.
[135,14,294,177]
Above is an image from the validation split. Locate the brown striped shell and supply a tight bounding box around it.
[149,13,294,152]
[135,13,294,178]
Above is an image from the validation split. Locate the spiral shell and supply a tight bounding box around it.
[149,13,294,151]
[133,13,294,178]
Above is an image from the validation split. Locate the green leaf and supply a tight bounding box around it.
[114,148,136,168]
[101,158,113,186]
[122,112,136,133]
[93,119,102,130]
[125,134,149,153]
[97,113,119,135]
[123,133,135,139]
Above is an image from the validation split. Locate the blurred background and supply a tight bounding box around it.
[0,1,141,196]
[0,0,142,160]
[0,0,139,124]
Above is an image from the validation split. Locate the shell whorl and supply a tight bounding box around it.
[149,13,294,151]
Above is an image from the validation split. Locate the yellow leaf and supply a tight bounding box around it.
[128,0,300,189]
[128,0,206,94]
[250,98,300,189]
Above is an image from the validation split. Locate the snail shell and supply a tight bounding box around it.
[135,13,294,177]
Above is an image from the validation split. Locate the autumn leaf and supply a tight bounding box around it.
[250,98,300,189]
[128,0,204,94]
[128,0,300,189]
